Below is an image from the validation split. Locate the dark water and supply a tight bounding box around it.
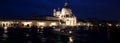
[0,26,118,43]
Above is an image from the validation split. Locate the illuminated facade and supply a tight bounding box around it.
[0,18,59,28]
[0,1,94,28]
[53,2,77,26]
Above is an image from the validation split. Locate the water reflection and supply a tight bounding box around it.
[26,34,30,37]
[4,27,8,33]
[28,41,31,43]
[0,26,113,43]
[68,37,73,43]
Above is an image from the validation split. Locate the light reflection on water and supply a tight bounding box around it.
[4,27,8,33]
[0,26,112,43]
[68,37,73,43]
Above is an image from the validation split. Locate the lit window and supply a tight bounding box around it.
[37,22,45,26]
[22,22,32,27]
[50,22,57,26]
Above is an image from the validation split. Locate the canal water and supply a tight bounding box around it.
[0,26,117,43]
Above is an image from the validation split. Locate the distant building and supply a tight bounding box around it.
[53,2,77,26]
[0,16,59,28]
[0,1,76,28]
[0,1,94,28]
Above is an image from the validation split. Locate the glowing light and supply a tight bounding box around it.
[50,22,57,26]
[116,24,119,27]
[54,29,60,31]
[65,18,77,26]
[83,23,86,26]
[61,30,64,32]
[4,27,8,33]
[108,23,112,26]
[87,23,90,27]
[21,22,32,28]
[40,27,44,29]
[1,21,13,27]
[91,25,93,26]
[116,24,120,27]
[77,23,81,26]
[69,37,73,43]
[37,22,45,26]
[22,22,32,25]
[4,27,8,30]
[69,31,72,34]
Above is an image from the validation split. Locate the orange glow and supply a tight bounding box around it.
[37,22,45,26]
[50,22,57,26]
[22,22,32,25]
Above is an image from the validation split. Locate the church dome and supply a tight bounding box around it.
[63,3,70,9]
[61,2,72,15]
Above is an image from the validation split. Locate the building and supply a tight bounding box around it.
[0,16,59,28]
[0,1,93,28]
[53,2,77,26]
[0,1,77,28]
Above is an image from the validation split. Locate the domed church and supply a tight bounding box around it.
[53,1,77,26]
[0,0,79,28]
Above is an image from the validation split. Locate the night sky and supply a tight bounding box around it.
[0,0,120,21]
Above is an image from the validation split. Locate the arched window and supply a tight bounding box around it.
[26,24,30,27]
[3,24,5,27]
[21,24,24,26]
